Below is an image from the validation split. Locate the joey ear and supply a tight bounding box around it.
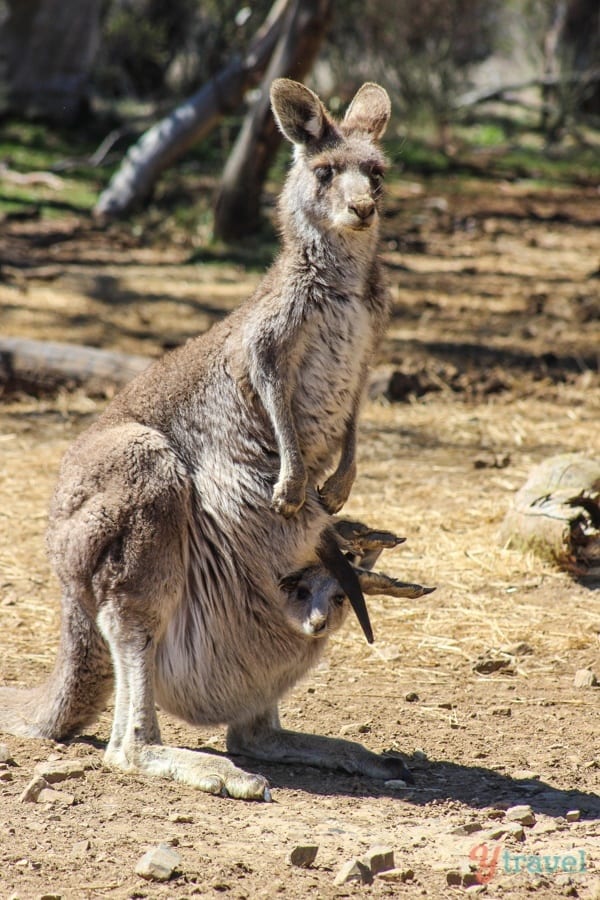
[270,78,330,147]
[343,83,391,139]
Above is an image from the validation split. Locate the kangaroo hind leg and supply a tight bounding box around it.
[92,431,270,800]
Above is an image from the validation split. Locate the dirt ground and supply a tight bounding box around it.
[0,174,599,900]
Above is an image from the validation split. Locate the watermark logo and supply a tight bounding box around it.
[469,843,587,884]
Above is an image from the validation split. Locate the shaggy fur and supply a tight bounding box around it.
[0,80,425,799]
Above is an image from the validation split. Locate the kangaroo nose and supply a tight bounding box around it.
[349,199,375,221]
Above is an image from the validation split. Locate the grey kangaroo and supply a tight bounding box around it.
[0,79,432,800]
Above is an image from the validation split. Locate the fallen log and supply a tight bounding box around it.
[500,454,600,577]
[0,337,150,397]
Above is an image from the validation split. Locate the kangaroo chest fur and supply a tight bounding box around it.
[291,287,371,471]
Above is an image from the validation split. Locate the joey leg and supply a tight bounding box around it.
[357,569,436,599]
[227,708,414,784]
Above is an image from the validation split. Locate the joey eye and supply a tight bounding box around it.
[314,165,333,185]
[296,586,311,602]
[333,592,346,606]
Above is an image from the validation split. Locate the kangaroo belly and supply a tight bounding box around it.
[153,481,327,726]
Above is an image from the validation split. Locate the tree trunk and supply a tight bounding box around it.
[94,0,291,220]
[500,454,600,577]
[213,0,333,242]
[0,0,103,123]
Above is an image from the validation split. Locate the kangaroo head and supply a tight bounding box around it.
[270,79,391,240]
[279,565,349,639]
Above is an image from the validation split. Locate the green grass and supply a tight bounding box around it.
[2,115,599,227]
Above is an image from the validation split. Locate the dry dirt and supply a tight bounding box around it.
[0,175,599,900]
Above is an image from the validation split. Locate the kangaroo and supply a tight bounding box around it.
[0,80,432,800]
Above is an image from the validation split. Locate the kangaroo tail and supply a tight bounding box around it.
[0,595,112,740]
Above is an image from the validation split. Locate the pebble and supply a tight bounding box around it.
[340,722,370,735]
[565,809,581,822]
[361,845,395,875]
[168,813,194,824]
[19,776,49,803]
[483,821,525,841]
[0,744,16,765]
[72,839,91,857]
[451,821,482,836]
[135,843,181,882]
[333,858,372,885]
[506,804,536,826]
[405,691,419,702]
[378,867,414,883]
[286,844,318,868]
[34,758,90,783]
[491,706,512,717]
[573,668,598,688]
[37,787,76,806]
[384,779,408,789]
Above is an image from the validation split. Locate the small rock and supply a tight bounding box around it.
[491,706,512,717]
[37,787,76,805]
[484,822,525,841]
[446,870,462,886]
[451,821,482,836]
[0,771,13,782]
[378,867,414,883]
[72,839,91,857]
[473,654,514,675]
[286,845,318,868]
[384,779,408,789]
[361,845,394,875]
[340,722,370,735]
[405,691,419,702]
[135,843,181,882]
[565,809,581,822]
[413,749,428,761]
[513,768,541,781]
[574,668,597,688]
[0,744,16,765]
[506,804,536,826]
[19,776,49,803]
[485,808,506,820]
[39,894,62,900]
[34,758,93,783]
[168,813,194,824]
[333,858,372,886]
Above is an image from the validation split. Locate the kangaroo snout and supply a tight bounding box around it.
[349,198,375,220]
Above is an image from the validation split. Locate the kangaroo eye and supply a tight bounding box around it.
[296,586,311,602]
[333,592,346,606]
[314,165,333,185]
[369,167,384,187]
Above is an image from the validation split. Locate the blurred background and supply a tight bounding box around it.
[0,0,599,239]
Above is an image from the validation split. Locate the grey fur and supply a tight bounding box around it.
[0,80,422,799]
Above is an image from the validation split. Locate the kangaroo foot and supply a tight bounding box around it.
[104,744,271,801]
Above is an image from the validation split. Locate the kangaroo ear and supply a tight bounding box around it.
[343,83,391,139]
[270,78,330,146]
